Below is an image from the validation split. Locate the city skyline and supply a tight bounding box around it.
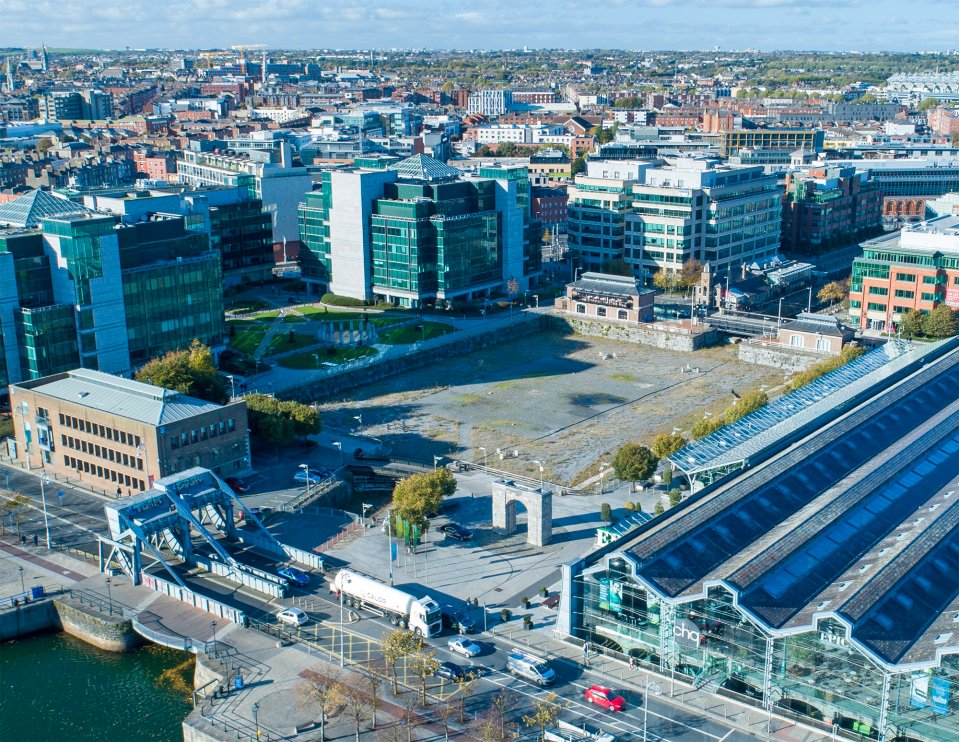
[3,0,959,53]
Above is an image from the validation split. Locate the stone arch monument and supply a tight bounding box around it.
[492,480,553,547]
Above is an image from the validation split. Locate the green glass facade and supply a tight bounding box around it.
[207,200,274,283]
[16,304,80,379]
[298,183,332,285]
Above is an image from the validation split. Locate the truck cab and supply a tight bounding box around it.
[412,596,443,637]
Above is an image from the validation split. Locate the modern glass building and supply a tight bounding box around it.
[298,155,541,307]
[559,342,959,742]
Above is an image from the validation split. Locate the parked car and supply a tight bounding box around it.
[294,470,323,485]
[276,607,308,627]
[225,477,249,493]
[448,636,482,658]
[277,566,310,586]
[584,685,626,712]
[439,523,472,541]
[434,661,465,683]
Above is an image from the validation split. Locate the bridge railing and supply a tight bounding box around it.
[141,573,247,625]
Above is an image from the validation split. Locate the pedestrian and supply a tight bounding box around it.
[466,596,472,607]
[33,533,38,547]
[629,655,637,670]
[20,534,26,546]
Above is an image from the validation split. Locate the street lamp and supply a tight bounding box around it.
[136,443,150,489]
[17,566,25,594]
[105,576,113,615]
[533,294,540,308]
[252,702,260,740]
[299,463,311,498]
[331,441,343,467]
[599,462,610,495]
[226,374,236,401]
[210,619,217,651]
[39,473,51,549]
[13,406,30,471]
[353,414,363,432]
[361,503,373,526]
[533,459,545,490]
[433,455,442,470]
[478,447,488,466]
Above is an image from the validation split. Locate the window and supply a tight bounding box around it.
[617,310,628,320]
[228,419,236,432]
[816,338,830,351]
[894,289,914,299]
[867,302,887,311]
[576,303,586,314]
[868,286,888,296]
[895,272,916,282]
[597,306,607,317]
[790,334,805,347]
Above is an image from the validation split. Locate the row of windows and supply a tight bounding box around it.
[59,414,141,448]
[63,454,144,492]
[169,419,235,449]
[575,304,629,320]
[789,335,832,351]
[61,434,144,470]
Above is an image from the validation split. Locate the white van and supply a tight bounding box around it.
[506,651,556,686]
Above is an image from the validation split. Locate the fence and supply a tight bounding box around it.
[141,573,247,625]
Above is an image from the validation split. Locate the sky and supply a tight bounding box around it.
[4,0,958,53]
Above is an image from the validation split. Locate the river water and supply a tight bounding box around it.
[0,631,195,742]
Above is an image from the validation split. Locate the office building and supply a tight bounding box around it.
[626,158,782,283]
[0,192,224,388]
[720,129,824,157]
[558,341,959,742]
[467,89,513,117]
[298,154,541,306]
[176,139,312,246]
[41,89,114,122]
[782,167,883,253]
[9,369,250,492]
[849,215,959,332]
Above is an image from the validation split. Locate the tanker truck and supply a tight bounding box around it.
[330,569,442,637]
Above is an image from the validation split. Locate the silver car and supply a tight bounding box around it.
[447,636,482,657]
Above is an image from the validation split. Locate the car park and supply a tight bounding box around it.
[277,566,310,586]
[447,636,482,657]
[434,661,465,682]
[439,523,472,541]
[584,685,626,712]
[276,607,308,627]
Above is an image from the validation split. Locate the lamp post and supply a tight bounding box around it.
[136,443,150,489]
[599,462,610,495]
[533,459,545,490]
[353,414,362,432]
[210,619,217,652]
[252,702,260,740]
[18,566,25,594]
[777,297,784,326]
[533,294,539,308]
[39,473,51,549]
[338,586,345,667]
[331,441,343,467]
[361,503,372,526]
[433,455,442,471]
[14,406,30,471]
[226,374,236,401]
[478,447,488,467]
[299,463,311,498]
[105,576,113,615]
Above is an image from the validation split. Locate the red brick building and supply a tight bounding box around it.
[531,186,568,228]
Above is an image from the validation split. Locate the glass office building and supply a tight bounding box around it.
[562,343,959,742]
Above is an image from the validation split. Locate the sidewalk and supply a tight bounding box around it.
[492,617,830,742]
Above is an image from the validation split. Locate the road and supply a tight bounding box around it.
[1,465,757,740]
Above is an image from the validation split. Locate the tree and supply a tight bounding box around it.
[668,488,683,507]
[245,393,321,451]
[297,668,344,741]
[924,305,958,338]
[691,416,723,440]
[382,628,422,695]
[135,340,228,404]
[653,501,665,516]
[918,97,939,112]
[342,683,370,742]
[600,502,613,522]
[661,468,673,487]
[358,661,384,731]
[542,228,552,245]
[392,469,456,533]
[571,155,586,176]
[818,280,847,307]
[523,692,566,741]
[651,432,686,459]
[899,309,925,339]
[409,648,441,706]
[454,669,481,724]
[653,269,679,293]
[722,390,769,425]
[489,690,520,741]
[1,494,31,537]
[677,259,705,291]
[612,443,659,488]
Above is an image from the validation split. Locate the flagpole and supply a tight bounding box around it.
[387,510,394,586]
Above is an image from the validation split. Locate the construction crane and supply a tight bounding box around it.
[231,44,266,74]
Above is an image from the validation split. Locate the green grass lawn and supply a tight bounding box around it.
[249,309,280,320]
[228,328,269,356]
[226,299,270,314]
[295,306,367,320]
[378,322,454,345]
[282,314,308,324]
[265,331,320,357]
[276,346,378,369]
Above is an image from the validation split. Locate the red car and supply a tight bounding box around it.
[584,685,626,712]
[225,477,249,493]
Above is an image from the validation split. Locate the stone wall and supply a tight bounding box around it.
[738,342,825,372]
[0,599,58,641]
[53,598,143,652]
[549,314,721,352]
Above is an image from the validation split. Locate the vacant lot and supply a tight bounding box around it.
[320,329,784,484]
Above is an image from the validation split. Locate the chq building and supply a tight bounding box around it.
[557,340,959,742]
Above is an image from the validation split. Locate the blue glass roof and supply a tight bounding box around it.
[0,189,95,228]
[388,154,462,183]
[669,342,909,476]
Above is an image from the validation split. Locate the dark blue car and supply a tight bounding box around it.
[278,567,310,586]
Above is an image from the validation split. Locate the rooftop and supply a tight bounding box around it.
[388,154,462,183]
[0,189,97,228]
[11,368,229,426]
